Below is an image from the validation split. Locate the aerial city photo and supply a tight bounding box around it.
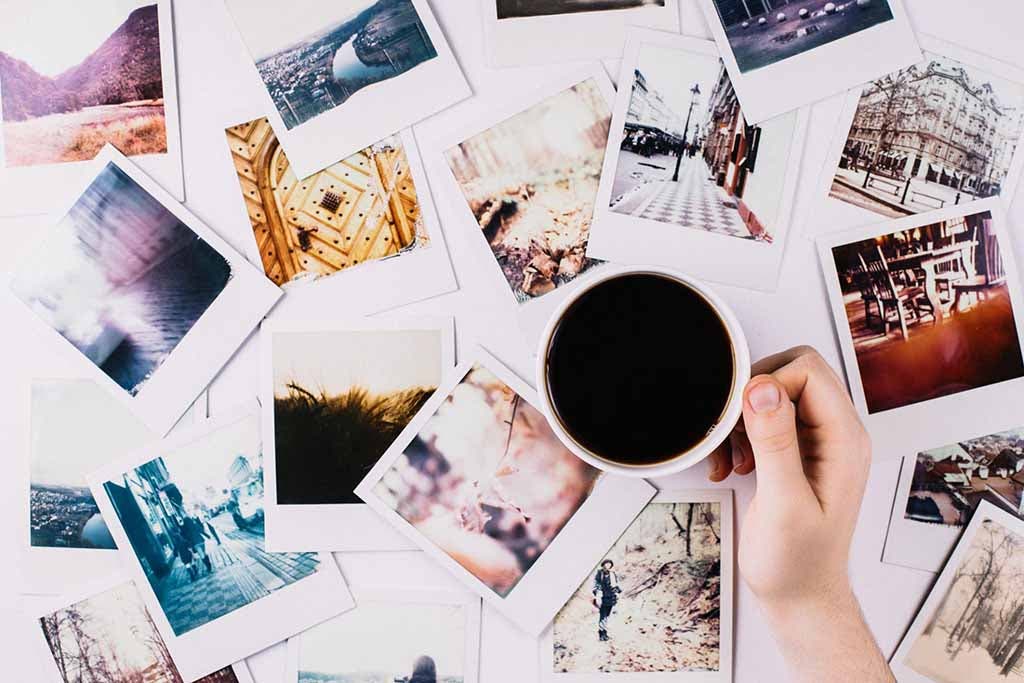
[234,0,438,130]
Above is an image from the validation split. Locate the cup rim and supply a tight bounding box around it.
[535,264,751,479]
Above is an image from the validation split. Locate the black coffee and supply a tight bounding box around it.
[545,273,735,466]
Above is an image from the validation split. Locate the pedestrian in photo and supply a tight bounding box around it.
[592,559,621,642]
[408,654,437,683]
[183,513,212,576]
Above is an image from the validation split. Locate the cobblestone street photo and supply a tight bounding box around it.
[608,41,798,242]
[100,413,320,635]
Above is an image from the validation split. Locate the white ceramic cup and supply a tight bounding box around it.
[536,265,751,479]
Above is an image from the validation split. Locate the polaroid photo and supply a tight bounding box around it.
[429,64,615,350]
[284,586,482,683]
[0,0,183,217]
[6,146,282,436]
[587,29,808,292]
[87,409,355,680]
[261,316,455,552]
[541,489,734,682]
[889,500,1024,682]
[223,117,457,314]
[811,34,1024,239]
[882,422,1024,574]
[18,378,182,595]
[223,0,471,180]
[480,0,680,67]
[695,0,921,124]
[355,347,656,635]
[28,573,254,683]
[817,198,1024,456]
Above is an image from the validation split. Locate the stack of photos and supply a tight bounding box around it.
[481,0,680,66]
[285,587,481,683]
[7,147,281,435]
[22,379,156,593]
[0,0,183,216]
[224,0,470,179]
[261,317,454,551]
[30,578,252,683]
[588,30,807,291]
[355,349,655,635]
[696,0,920,124]
[884,424,1024,573]
[87,411,354,680]
[542,490,734,682]
[438,67,614,345]
[814,35,1024,236]
[817,200,1024,454]
[226,118,430,288]
[890,502,1024,683]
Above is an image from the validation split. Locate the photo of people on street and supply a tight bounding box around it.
[829,210,1024,413]
[227,0,437,131]
[608,42,798,243]
[99,414,320,635]
[899,508,1024,683]
[496,0,665,18]
[225,118,429,288]
[9,161,232,397]
[272,328,441,505]
[371,363,602,597]
[830,51,1024,219]
[295,599,468,683]
[444,79,610,303]
[708,0,895,73]
[551,501,722,675]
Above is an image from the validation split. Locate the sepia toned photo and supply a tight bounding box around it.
[371,363,602,597]
[608,41,798,243]
[98,414,320,635]
[828,209,1024,413]
[227,0,437,131]
[444,80,611,303]
[293,598,470,683]
[29,379,154,550]
[896,506,1024,683]
[226,118,429,287]
[709,0,895,73]
[829,52,1024,220]
[0,0,169,167]
[10,161,232,397]
[272,328,441,505]
[497,0,665,19]
[553,501,722,674]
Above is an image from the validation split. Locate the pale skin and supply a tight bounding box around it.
[705,346,895,683]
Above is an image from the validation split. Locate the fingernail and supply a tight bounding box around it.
[748,382,781,414]
[732,442,746,471]
[707,459,720,481]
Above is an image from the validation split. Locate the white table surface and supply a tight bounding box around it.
[3,1,1023,681]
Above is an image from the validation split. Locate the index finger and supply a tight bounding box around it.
[751,346,861,433]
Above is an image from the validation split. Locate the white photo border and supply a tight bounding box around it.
[354,346,656,635]
[539,488,734,682]
[815,197,1024,457]
[283,586,482,683]
[695,0,921,124]
[479,0,680,67]
[0,0,184,216]
[587,29,809,292]
[223,0,472,179]
[87,408,355,681]
[422,63,617,351]
[5,145,282,436]
[809,34,1024,239]
[261,315,456,552]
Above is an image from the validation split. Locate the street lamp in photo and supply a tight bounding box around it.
[672,83,702,182]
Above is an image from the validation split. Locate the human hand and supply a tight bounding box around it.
[705,346,891,683]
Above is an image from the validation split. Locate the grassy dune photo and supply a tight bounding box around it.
[0,1,168,167]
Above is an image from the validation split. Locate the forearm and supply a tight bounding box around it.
[761,580,894,683]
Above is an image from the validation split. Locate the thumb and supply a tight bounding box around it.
[743,376,814,502]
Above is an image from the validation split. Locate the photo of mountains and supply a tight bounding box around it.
[0,2,167,167]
